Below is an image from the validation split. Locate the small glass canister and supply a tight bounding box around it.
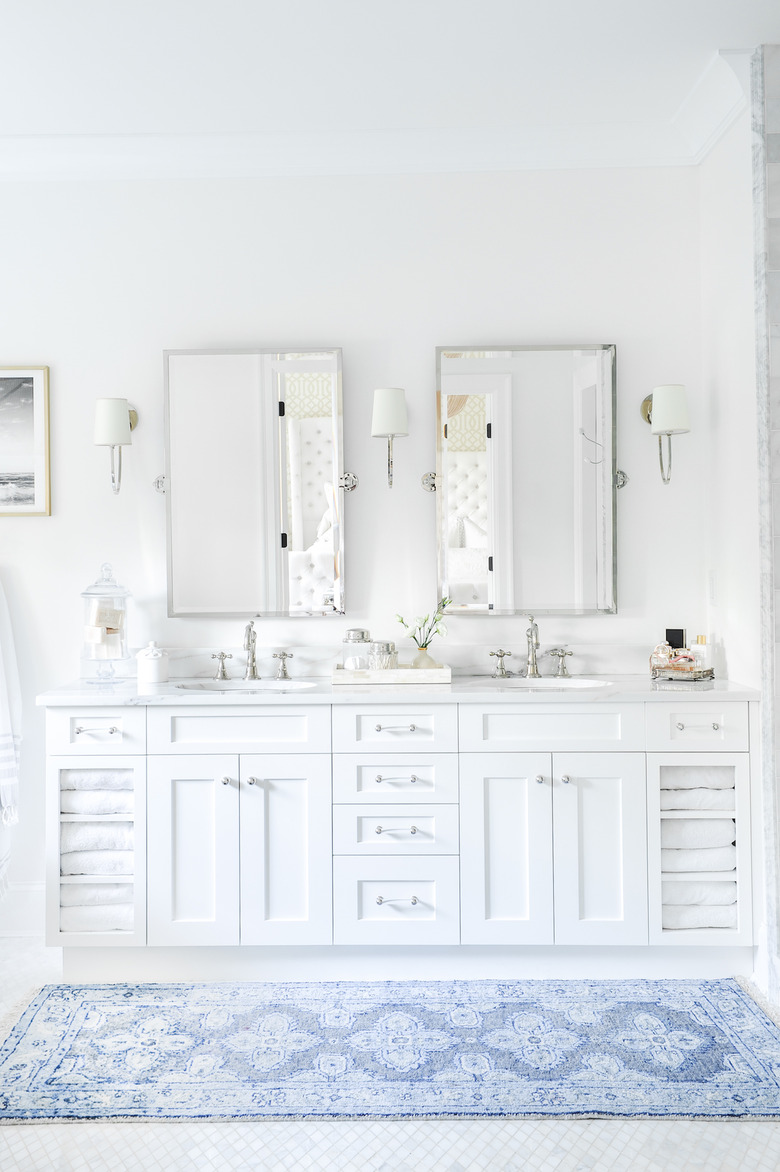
[81,563,130,680]
[342,628,371,671]
[368,640,397,670]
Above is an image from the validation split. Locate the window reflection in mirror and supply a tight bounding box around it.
[436,346,616,615]
[165,349,344,617]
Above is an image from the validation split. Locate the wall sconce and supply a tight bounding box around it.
[94,398,138,494]
[640,384,689,484]
[371,387,408,488]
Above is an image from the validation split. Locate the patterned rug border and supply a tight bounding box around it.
[3,976,780,1123]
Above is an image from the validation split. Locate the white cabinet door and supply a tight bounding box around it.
[239,754,332,945]
[147,755,240,946]
[552,752,647,946]
[460,753,553,945]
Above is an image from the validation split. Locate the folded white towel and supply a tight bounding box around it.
[662,904,738,930]
[60,769,133,791]
[60,822,133,853]
[60,850,134,876]
[60,904,134,933]
[59,883,134,907]
[661,845,737,872]
[660,766,735,790]
[660,789,735,811]
[662,881,737,906]
[660,819,735,849]
[60,790,134,815]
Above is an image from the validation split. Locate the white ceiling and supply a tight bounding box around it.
[3,0,780,178]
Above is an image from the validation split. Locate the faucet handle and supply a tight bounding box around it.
[547,648,573,678]
[212,651,233,681]
[489,649,512,677]
[273,650,293,680]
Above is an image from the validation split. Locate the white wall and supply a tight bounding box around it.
[699,111,761,686]
[0,159,750,907]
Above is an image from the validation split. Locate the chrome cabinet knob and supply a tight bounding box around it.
[676,722,685,730]
[246,777,257,786]
[220,776,231,786]
[712,722,720,730]
[535,775,544,785]
[560,775,571,784]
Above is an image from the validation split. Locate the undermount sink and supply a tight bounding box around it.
[175,679,317,692]
[500,677,610,689]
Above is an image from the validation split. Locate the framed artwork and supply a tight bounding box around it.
[0,367,50,516]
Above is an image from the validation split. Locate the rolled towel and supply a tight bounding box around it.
[661,845,737,872]
[660,789,735,812]
[662,904,738,930]
[60,822,133,853]
[662,881,737,906]
[659,766,735,790]
[61,790,134,815]
[60,904,134,933]
[60,883,134,907]
[60,850,134,876]
[60,769,133,791]
[660,819,735,849]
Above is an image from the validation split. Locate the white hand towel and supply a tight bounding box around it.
[660,819,735,849]
[659,766,735,790]
[60,790,134,815]
[60,850,134,876]
[662,904,738,930]
[661,845,737,872]
[660,789,735,811]
[60,822,133,853]
[59,883,134,907]
[60,904,134,933]
[60,769,133,791]
[662,881,737,906]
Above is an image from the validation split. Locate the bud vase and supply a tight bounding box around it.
[412,646,437,669]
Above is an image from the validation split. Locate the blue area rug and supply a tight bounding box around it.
[2,978,780,1120]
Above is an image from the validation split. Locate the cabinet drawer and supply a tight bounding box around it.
[458,704,644,753]
[46,708,146,755]
[645,703,748,752]
[333,753,458,804]
[333,856,460,944]
[332,704,457,753]
[333,805,459,855]
[147,706,331,754]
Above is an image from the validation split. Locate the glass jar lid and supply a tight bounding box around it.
[81,562,131,599]
[368,641,394,654]
[343,628,370,643]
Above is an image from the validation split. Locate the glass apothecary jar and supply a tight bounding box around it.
[342,629,371,671]
[81,563,131,680]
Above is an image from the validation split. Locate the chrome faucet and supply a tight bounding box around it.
[273,651,293,680]
[243,620,258,680]
[489,649,513,678]
[525,616,541,679]
[548,647,573,678]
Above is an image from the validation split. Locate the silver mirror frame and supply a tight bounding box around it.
[435,344,617,616]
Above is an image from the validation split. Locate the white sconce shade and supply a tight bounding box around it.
[641,384,689,485]
[649,385,689,436]
[371,387,408,438]
[94,398,138,494]
[371,388,408,488]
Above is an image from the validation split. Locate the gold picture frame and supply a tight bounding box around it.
[0,366,50,516]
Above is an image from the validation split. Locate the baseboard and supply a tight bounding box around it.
[0,882,45,936]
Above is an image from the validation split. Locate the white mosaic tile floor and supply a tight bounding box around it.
[2,938,780,1170]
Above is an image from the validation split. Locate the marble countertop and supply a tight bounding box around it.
[36,674,761,707]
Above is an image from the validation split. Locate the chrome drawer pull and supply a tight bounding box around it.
[376,895,418,905]
[676,722,685,730]
[535,775,544,785]
[560,775,571,784]
[374,825,418,835]
[74,725,118,735]
[375,724,416,733]
[712,722,720,730]
[220,776,231,786]
[374,774,419,784]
